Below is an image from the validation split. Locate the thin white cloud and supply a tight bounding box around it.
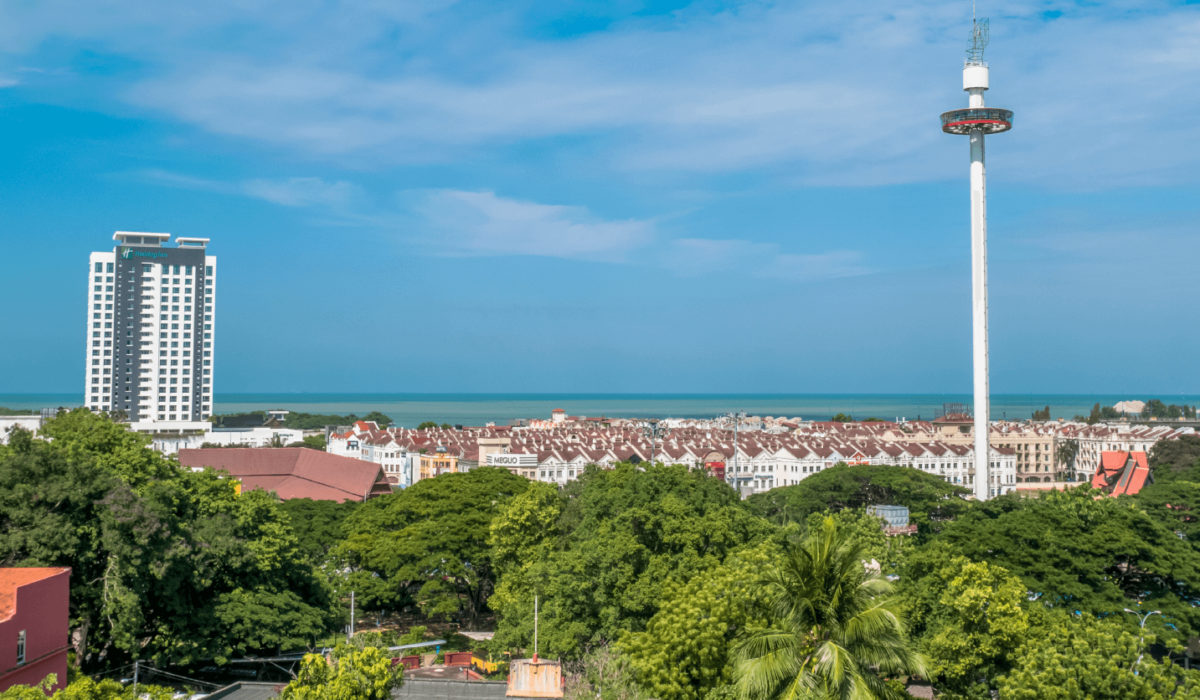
[669,238,871,282]
[136,169,359,209]
[241,177,358,208]
[411,190,652,261]
[6,0,1197,187]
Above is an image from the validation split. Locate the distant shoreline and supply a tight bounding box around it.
[5,392,1197,429]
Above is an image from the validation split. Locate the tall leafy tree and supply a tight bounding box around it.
[622,539,781,700]
[731,517,925,700]
[280,646,403,700]
[338,467,529,625]
[280,498,359,564]
[903,557,1029,698]
[1137,481,1200,548]
[908,486,1200,642]
[1149,434,1200,483]
[996,610,1200,699]
[489,463,773,657]
[0,410,337,671]
[744,464,970,528]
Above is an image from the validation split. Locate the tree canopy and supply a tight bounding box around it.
[622,539,780,700]
[904,486,1200,641]
[0,409,337,672]
[338,467,529,624]
[280,498,359,564]
[280,646,403,700]
[996,610,1200,699]
[1150,434,1200,483]
[743,463,970,527]
[489,463,773,657]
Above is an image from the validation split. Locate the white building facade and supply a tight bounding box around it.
[85,232,216,425]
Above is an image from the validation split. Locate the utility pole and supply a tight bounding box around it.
[533,593,539,663]
[349,591,356,642]
[132,660,139,699]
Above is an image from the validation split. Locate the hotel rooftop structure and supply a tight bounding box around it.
[85,232,216,427]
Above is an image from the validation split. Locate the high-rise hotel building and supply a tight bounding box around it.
[85,232,216,423]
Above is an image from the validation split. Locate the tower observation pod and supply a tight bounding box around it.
[940,17,1012,501]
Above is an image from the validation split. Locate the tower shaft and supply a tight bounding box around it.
[970,123,989,501]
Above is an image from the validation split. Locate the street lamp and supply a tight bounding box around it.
[640,419,669,465]
[1123,608,1161,675]
[725,411,747,486]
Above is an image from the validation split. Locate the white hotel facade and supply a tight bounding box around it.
[85,232,216,425]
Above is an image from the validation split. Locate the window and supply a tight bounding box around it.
[16,630,26,664]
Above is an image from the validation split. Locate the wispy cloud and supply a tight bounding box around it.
[670,238,870,282]
[410,190,652,261]
[241,177,359,208]
[7,0,1198,187]
[138,169,359,209]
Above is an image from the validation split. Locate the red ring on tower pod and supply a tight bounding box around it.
[940,108,1013,135]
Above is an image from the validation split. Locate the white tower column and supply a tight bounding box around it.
[970,122,989,501]
[964,69,991,500]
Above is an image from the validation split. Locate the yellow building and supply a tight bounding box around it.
[418,445,458,482]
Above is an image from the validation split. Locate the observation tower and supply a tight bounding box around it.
[940,17,1013,501]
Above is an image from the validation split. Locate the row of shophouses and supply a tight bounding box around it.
[321,416,1198,498]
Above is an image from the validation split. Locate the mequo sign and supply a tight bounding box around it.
[487,453,538,467]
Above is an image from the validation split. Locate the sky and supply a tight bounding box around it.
[1,0,1198,395]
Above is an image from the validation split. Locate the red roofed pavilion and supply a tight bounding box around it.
[1092,451,1152,497]
[179,448,392,502]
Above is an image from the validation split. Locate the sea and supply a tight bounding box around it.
[3,393,1197,428]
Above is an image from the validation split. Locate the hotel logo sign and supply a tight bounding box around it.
[119,247,169,260]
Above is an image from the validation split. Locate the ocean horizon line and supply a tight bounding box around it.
[4,391,1197,428]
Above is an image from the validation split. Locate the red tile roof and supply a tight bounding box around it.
[179,448,392,502]
[0,567,70,621]
[1093,451,1151,497]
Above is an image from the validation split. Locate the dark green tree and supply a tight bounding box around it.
[489,463,773,657]
[0,410,337,672]
[1136,480,1200,547]
[338,467,529,626]
[280,498,359,564]
[904,486,1200,642]
[1149,434,1200,483]
[743,463,970,528]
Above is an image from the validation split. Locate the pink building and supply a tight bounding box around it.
[0,568,71,694]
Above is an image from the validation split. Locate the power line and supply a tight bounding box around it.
[136,667,223,689]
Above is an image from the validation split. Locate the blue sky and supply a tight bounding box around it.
[1,0,1198,395]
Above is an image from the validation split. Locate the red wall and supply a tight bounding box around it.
[0,569,71,695]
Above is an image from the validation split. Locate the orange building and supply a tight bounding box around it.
[418,445,458,482]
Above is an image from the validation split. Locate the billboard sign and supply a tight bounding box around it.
[487,453,538,467]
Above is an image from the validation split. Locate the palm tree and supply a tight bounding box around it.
[733,517,925,700]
